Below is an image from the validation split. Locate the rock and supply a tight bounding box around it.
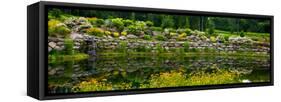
[127,34,138,39]
[48,69,56,75]
[57,42,64,46]
[77,24,92,33]
[49,42,56,48]
[119,36,127,40]
[70,33,83,39]
[152,31,161,36]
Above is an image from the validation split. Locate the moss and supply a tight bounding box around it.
[143,34,152,40]
[155,35,167,41]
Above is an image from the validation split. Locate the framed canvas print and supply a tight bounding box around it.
[27,1,274,100]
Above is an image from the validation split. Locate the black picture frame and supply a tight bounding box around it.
[27,1,274,100]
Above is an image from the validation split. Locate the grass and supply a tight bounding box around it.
[215,30,270,41]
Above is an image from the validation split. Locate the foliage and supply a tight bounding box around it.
[240,31,245,37]
[86,28,104,37]
[143,34,152,40]
[145,21,154,27]
[224,35,230,41]
[151,27,163,31]
[113,32,120,37]
[96,19,105,27]
[155,34,167,41]
[104,31,111,35]
[184,28,192,36]
[88,18,105,27]
[48,19,71,37]
[121,31,127,36]
[161,15,174,28]
[122,19,134,27]
[111,18,125,32]
[177,33,187,41]
[169,32,177,36]
[127,25,138,34]
[48,8,271,33]
[210,36,217,43]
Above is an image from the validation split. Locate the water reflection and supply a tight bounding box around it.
[48,54,270,94]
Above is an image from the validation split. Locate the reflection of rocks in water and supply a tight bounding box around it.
[48,55,270,93]
[229,68,253,75]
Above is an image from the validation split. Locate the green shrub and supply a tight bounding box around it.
[155,35,167,41]
[210,36,216,43]
[161,15,174,28]
[111,18,124,32]
[48,19,71,37]
[113,32,120,37]
[127,25,139,35]
[177,33,187,41]
[86,28,104,37]
[145,21,154,27]
[121,31,127,36]
[207,28,215,35]
[122,19,134,27]
[151,27,162,31]
[87,17,98,26]
[169,32,177,36]
[240,31,245,37]
[143,35,152,40]
[184,28,192,36]
[104,31,111,35]
[104,19,113,28]
[96,19,105,26]
[224,35,230,41]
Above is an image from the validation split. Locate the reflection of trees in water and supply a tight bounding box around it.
[48,55,270,93]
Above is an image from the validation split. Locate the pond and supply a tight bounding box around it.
[48,53,270,94]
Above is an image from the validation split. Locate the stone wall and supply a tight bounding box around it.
[48,34,270,54]
[94,35,270,53]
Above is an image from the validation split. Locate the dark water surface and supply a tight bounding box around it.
[48,54,270,94]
